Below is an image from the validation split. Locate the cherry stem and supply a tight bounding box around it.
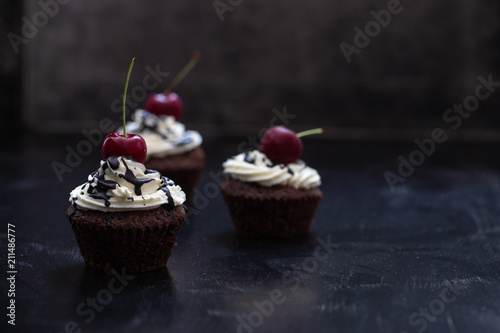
[123,57,136,136]
[296,128,324,138]
[164,50,200,95]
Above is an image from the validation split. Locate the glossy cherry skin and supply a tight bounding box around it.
[145,92,183,121]
[102,133,147,163]
[259,126,303,164]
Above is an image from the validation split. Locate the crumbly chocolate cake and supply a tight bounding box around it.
[67,204,186,274]
[145,146,205,202]
[221,178,322,238]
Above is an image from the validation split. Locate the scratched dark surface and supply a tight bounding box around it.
[1,135,500,333]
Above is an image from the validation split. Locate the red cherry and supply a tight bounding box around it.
[102,58,147,163]
[259,126,303,164]
[145,92,183,121]
[144,51,200,121]
[102,133,147,163]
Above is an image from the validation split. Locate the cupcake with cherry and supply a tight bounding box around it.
[66,58,187,274]
[221,126,323,238]
[122,51,205,202]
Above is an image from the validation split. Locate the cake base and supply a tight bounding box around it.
[145,146,205,202]
[220,178,322,238]
[67,204,186,274]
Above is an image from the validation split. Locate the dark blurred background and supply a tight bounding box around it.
[1,0,500,141]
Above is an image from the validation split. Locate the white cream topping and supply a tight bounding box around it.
[222,150,321,190]
[122,109,202,160]
[69,156,185,212]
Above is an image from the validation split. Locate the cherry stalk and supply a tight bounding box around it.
[164,50,201,95]
[122,57,136,137]
[145,51,201,121]
[102,57,147,163]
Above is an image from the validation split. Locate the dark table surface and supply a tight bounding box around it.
[1,134,500,333]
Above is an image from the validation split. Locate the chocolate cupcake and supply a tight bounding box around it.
[123,109,205,201]
[67,156,186,274]
[221,150,322,238]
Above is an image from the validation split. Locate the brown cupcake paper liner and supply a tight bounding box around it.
[67,205,186,274]
[221,179,322,238]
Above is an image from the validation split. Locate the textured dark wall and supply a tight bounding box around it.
[0,0,22,134]
[3,0,500,139]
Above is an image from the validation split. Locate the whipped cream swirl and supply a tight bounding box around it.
[69,156,186,212]
[222,150,321,190]
[123,109,202,159]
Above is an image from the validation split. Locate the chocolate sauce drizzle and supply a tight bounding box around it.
[242,151,297,175]
[73,156,181,211]
[244,151,255,164]
[136,111,168,139]
[174,136,193,146]
[86,160,117,207]
[135,110,192,146]
[282,165,294,175]
[89,191,112,207]
[108,156,120,170]
[160,176,175,210]
[119,158,153,196]
[84,157,158,207]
